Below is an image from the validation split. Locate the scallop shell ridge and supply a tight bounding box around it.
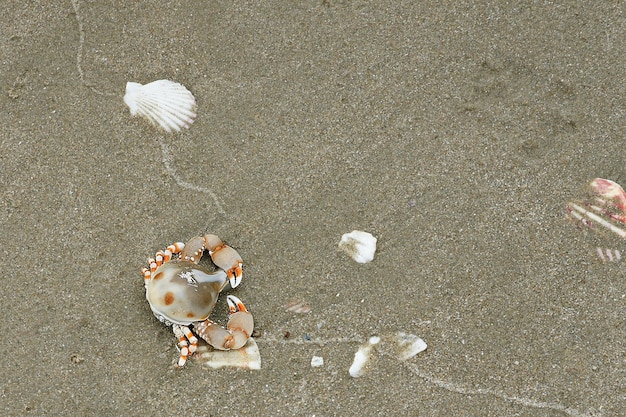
[124,80,197,133]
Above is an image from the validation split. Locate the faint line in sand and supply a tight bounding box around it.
[258,334,599,417]
[395,359,598,417]
[158,138,225,215]
[72,0,225,214]
[70,0,115,97]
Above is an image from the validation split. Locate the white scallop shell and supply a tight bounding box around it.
[339,230,377,263]
[124,80,197,133]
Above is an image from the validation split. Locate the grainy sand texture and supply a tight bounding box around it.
[1,1,624,416]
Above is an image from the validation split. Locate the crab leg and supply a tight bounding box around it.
[142,242,185,283]
[161,242,185,263]
[179,236,205,263]
[194,295,253,351]
[586,199,626,224]
[154,242,185,266]
[177,234,243,287]
[147,244,181,289]
[173,325,198,367]
[568,202,626,239]
[173,325,189,367]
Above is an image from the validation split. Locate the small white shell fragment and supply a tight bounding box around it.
[339,230,377,263]
[123,80,197,133]
[349,335,380,377]
[193,338,261,370]
[392,332,427,361]
[311,356,324,367]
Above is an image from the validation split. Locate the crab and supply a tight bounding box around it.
[141,234,253,367]
[566,178,626,262]
[566,178,626,239]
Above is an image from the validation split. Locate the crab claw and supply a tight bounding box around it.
[203,234,244,288]
[194,296,253,351]
[226,263,243,288]
[226,295,254,347]
[227,294,248,314]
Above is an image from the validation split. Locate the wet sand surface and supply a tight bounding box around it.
[1,1,624,416]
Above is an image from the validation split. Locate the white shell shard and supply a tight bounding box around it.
[391,332,427,361]
[349,335,380,377]
[311,356,324,367]
[193,338,261,370]
[349,333,425,378]
[124,80,197,133]
[339,230,377,263]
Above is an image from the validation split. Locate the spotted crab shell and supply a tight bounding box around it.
[123,80,197,133]
[146,259,227,325]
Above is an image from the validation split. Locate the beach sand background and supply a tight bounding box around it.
[1,1,624,416]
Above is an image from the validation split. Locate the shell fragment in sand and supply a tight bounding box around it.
[339,230,377,263]
[349,336,380,377]
[311,356,324,367]
[193,338,261,370]
[392,332,427,361]
[349,333,427,377]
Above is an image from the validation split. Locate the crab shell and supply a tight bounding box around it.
[146,259,227,325]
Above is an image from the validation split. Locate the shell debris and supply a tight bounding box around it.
[124,79,197,133]
[311,356,324,367]
[284,299,311,314]
[349,336,380,377]
[193,338,261,370]
[349,333,427,378]
[339,230,377,263]
[392,332,427,361]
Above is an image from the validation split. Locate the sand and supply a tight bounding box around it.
[1,1,623,416]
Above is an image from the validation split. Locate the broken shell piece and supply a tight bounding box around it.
[284,299,311,314]
[339,230,377,263]
[349,333,426,378]
[193,338,261,370]
[123,80,197,133]
[391,332,427,361]
[349,336,380,377]
[311,356,324,367]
